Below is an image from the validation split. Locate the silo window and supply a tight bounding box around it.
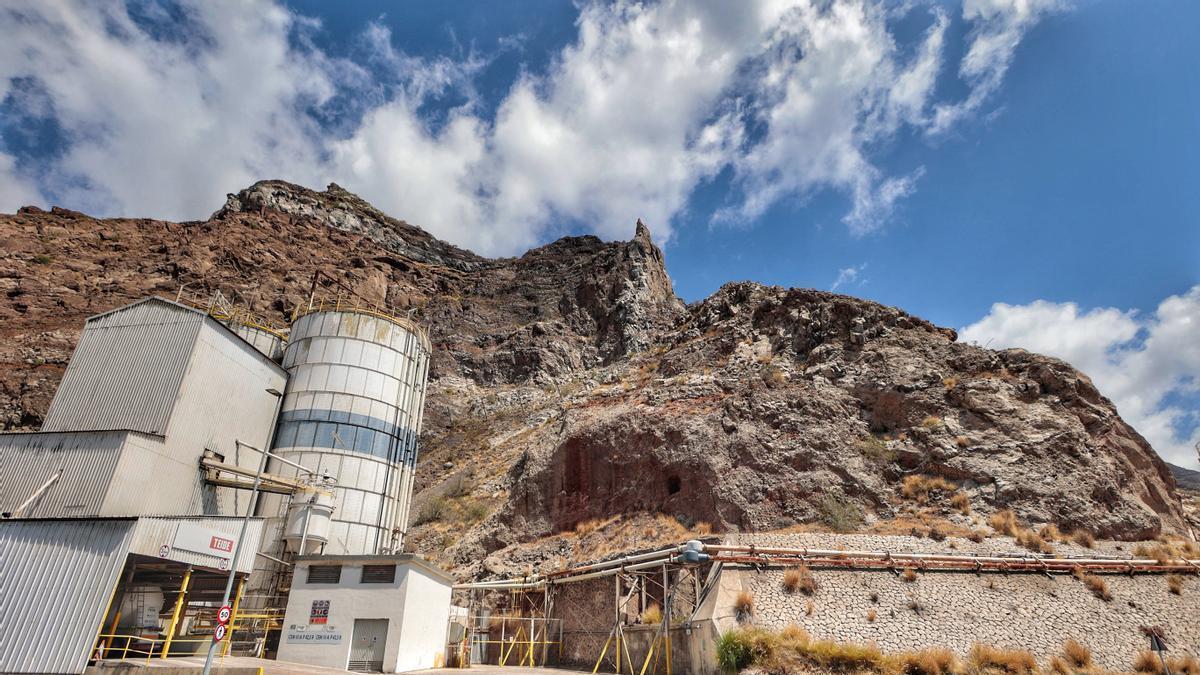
[307,565,342,584]
[361,565,397,584]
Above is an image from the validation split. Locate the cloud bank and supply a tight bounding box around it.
[0,0,1054,255]
[961,286,1200,469]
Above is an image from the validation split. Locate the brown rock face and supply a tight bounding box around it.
[0,181,1185,576]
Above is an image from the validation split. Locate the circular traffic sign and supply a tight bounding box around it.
[218,558,229,571]
[213,623,228,642]
[217,605,232,625]
[158,544,170,558]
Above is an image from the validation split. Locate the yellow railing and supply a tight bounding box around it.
[91,633,226,665]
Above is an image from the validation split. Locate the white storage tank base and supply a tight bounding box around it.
[268,309,430,556]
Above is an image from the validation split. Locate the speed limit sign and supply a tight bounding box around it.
[217,605,232,625]
[213,623,228,642]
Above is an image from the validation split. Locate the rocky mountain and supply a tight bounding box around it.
[0,181,1189,577]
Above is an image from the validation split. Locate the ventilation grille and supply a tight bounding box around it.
[348,660,383,672]
[361,564,396,584]
[306,565,342,584]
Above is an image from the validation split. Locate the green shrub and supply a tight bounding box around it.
[819,494,863,533]
[716,630,755,673]
[412,497,447,526]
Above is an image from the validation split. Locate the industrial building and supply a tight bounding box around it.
[0,291,442,674]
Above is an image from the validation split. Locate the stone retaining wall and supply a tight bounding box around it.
[718,532,1199,670]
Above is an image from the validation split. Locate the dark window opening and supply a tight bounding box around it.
[307,565,342,584]
[667,475,682,495]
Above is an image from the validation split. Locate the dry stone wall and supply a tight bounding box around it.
[720,533,1199,669]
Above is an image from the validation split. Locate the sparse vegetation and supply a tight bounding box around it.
[1038,523,1063,542]
[901,475,958,503]
[942,377,958,390]
[858,436,897,463]
[641,602,662,625]
[1015,527,1054,555]
[955,435,970,448]
[967,530,985,543]
[805,600,814,616]
[902,568,918,583]
[1167,574,1183,595]
[733,590,755,621]
[867,609,877,622]
[920,415,943,429]
[31,254,52,265]
[969,643,1038,675]
[1073,567,1112,601]
[1072,529,1096,548]
[951,492,971,514]
[898,647,958,675]
[989,509,1018,536]
[1061,639,1092,669]
[760,364,786,388]
[412,497,447,525]
[819,494,864,533]
[783,565,817,595]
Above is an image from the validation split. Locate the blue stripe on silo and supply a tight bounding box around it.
[272,412,418,465]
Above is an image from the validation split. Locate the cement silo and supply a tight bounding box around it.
[269,308,431,555]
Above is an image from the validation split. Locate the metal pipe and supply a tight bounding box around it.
[7,470,62,517]
[705,543,1200,568]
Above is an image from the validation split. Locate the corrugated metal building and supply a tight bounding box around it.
[0,297,287,518]
[0,297,287,673]
[0,516,263,674]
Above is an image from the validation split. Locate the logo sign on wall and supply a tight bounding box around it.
[310,600,330,625]
[174,522,237,558]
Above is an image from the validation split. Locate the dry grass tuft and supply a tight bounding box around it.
[1049,655,1071,674]
[989,509,1019,536]
[806,639,888,672]
[1062,639,1092,669]
[641,602,662,625]
[783,565,818,595]
[1015,527,1055,555]
[955,435,970,448]
[920,415,943,429]
[902,568,918,583]
[1133,651,1162,674]
[867,608,877,622]
[734,590,755,621]
[902,474,958,502]
[942,377,959,390]
[1038,523,1063,542]
[899,647,958,675]
[1072,529,1095,548]
[969,644,1038,674]
[805,600,814,616]
[781,624,811,646]
[951,491,971,514]
[968,530,985,543]
[1167,574,1184,595]
[573,518,605,536]
[1073,567,1112,601]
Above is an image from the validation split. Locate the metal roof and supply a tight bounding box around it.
[293,552,456,585]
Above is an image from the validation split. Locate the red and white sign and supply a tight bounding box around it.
[173,522,238,558]
[218,558,230,571]
[158,544,171,558]
[217,605,232,625]
[213,623,227,643]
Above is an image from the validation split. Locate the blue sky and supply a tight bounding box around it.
[0,0,1197,467]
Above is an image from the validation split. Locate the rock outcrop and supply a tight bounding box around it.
[0,181,1187,577]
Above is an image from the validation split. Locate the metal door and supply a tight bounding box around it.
[348,618,388,672]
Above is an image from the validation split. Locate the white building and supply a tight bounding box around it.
[278,555,453,673]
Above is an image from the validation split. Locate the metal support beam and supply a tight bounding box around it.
[162,567,193,658]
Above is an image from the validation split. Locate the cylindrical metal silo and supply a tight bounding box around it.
[269,308,431,555]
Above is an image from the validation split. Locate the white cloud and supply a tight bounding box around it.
[831,263,867,291]
[0,0,1054,254]
[961,286,1200,469]
[930,0,1064,134]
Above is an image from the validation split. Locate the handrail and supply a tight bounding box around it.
[291,298,431,350]
[92,633,230,666]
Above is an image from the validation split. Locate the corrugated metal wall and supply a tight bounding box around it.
[0,430,145,518]
[129,516,264,574]
[0,519,134,674]
[41,299,203,435]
